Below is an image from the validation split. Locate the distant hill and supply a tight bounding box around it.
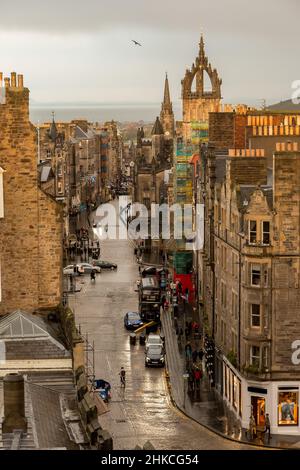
[267,99,300,112]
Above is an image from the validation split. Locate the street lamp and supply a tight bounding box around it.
[183,373,189,409]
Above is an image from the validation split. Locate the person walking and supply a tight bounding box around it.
[193,367,202,390]
[265,413,271,441]
[248,415,257,440]
[119,367,126,388]
[192,350,198,363]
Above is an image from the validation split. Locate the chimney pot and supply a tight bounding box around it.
[4,77,10,88]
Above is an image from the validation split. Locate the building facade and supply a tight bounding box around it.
[200,140,300,435]
[0,72,63,315]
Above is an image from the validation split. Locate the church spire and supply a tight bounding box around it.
[199,34,205,60]
[49,111,57,142]
[160,73,175,138]
[163,73,171,108]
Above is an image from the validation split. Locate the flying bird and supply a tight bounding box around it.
[132,40,142,47]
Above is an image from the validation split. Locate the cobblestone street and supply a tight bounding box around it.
[69,202,256,450]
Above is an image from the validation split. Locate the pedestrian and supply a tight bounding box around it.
[90,270,96,282]
[69,274,74,292]
[265,413,271,440]
[185,342,192,359]
[193,367,202,390]
[248,415,257,440]
[188,370,194,392]
[192,350,198,363]
[185,327,190,341]
[178,327,183,342]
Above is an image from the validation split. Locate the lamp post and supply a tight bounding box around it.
[183,373,189,409]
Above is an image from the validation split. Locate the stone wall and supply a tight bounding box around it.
[209,112,235,149]
[227,157,267,186]
[272,151,300,376]
[0,74,63,315]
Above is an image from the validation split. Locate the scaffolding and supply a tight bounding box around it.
[78,325,95,386]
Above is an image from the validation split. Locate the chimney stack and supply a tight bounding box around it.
[17,74,24,89]
[11,72,17,88]
[2,373,27,434]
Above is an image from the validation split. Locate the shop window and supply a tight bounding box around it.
[262,221,270,245]
[57,182,63,194]
[57,163,63,177]
[250,345,260,367]
[251,265,261,286]
[278,392,298,426]
[251,304,261,327]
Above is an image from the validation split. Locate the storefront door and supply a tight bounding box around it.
[251,396,266,426]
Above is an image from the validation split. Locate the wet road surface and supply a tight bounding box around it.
[70,204,256,450]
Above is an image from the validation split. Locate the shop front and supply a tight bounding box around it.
[221,357,300,435]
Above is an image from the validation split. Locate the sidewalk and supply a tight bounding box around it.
[161,306,300,450]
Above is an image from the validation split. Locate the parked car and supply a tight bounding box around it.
[63,265,78,275]
[77,263,101,274]
[145,344,165,367]
[124,311,143,330]
[93,260,117,270]
[145,333,164,350]
[63,263,101,276]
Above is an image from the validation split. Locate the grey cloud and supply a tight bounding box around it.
[0,0,299,38]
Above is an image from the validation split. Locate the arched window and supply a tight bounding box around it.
[203,70,212,93]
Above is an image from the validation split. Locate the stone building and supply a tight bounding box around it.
[181,35,222,140]
[209,110,300,165]
[0,72,63,315]
[199,141,300,435]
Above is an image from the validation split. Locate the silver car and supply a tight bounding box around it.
[63,263,101,275]
[145,333,164,350]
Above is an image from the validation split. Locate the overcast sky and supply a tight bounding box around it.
[0,0,299,107]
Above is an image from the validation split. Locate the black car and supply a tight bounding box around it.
[141,266,157,277]
[93,260,117,270]
[124,311,143,330]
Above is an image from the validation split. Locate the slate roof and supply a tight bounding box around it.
[40,164,54,183]
[215,156,227,183]
[267,99,300,112]
[0,373,88,450]
[237,185,273,211]
[0,310,71,367]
